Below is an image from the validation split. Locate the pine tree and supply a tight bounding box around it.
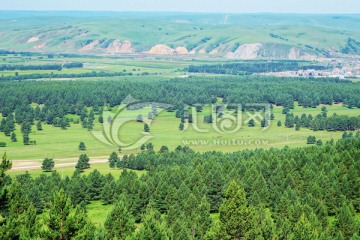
[169,217,192,240]
[137,114,143,123]
[0,181,38,239]
[193,196,212,239]
[216,180,253,239]
[104,200,136,239]
[285,113,295,128]
[179,122,184,131]
[133,207,169,240]
[46,189,94,239]
[144,123,150,132]
[41,157,55,172]
[109,160,116,169]
[87,169,104,201]
[78,142,86,151]
[316,140,323,146]
[98,115,104,123]
[261,118,269,128]
[148,112,153,120]
[160,145,169,153]
[307,136,316,144]
[188,114,193,123]
[23,132,30,145]
[36,121,43,131]
[248,119,255,127]
[4,125,11,136]
[108,152,119,162]
[75,154,90,172]
[101,181,115,205]
[46,189,72,239]
[68,174,89,205]
[146,143,154,150]
[292,213,319,240]
[333,202,360,239]
[11,132,17,142]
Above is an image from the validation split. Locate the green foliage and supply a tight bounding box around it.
[41,157,55,172]
[78,142,86,151]
[137,114,143,123]
[179,122,184,131]
[133,207,169,240]
[75,154,90,172]
[215,180,253,239]
[285,113,295,128]
[44,189,94,239]
[101,181,115,205]
[159,145,169,153]
[307,135,317,144]
[333,202,360,239]
[2,137,360,238]
[104,199,135,239]
[36,121,43,131]
[248,119,255,127]
[22,132,30,145]
[144,123,150,132]
[189,61,325,75]
[10,132,16,142]
[87,169,104,201]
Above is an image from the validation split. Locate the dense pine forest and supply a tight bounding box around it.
[0,76,359,118]
[188,62,326,75]
[1,137,360,239]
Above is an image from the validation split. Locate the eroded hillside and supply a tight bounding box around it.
[0,11,359,59]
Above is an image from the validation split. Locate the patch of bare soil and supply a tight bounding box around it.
[198,49,207,54]
[27,36,39,43]
[148,44,175,54]
[106,40,135,54]
[175,46,189,54]
[33,43,46,49]
[147,45,189,55]
[227,43,263,59]
[79,40,99,52]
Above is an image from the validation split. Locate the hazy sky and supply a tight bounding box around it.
[0,0,359,14]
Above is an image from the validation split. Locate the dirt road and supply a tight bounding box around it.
[10,156,109,171]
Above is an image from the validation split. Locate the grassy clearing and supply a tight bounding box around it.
[86,204,360,227]
[87,201,114,226]
[1,103,358,161]
[7,162,146,178]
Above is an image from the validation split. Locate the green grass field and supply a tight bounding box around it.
[7,162,145,179]
[1,102,358,163]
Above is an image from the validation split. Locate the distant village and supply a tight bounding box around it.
[258,59,360,79]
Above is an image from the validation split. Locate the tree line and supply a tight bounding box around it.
[0,62,83,71]
[0,70,132,81]
[284,107,360,132]
[188,61,326,75]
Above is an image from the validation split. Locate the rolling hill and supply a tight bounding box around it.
[0,11,360,59]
